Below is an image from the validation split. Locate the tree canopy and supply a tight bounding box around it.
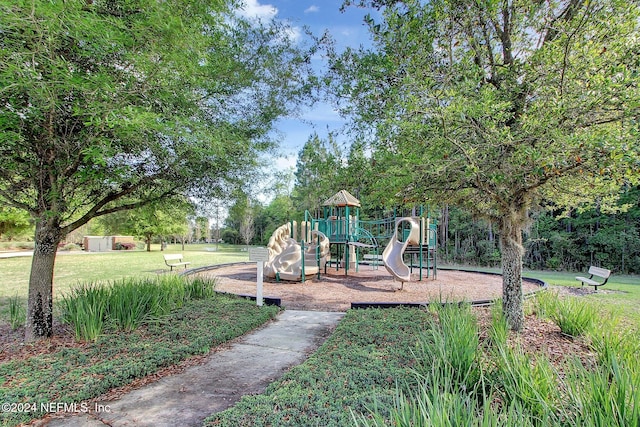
[0,0,318,340]
[331,0,640,330]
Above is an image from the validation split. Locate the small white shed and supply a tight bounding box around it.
[83,236,112,252]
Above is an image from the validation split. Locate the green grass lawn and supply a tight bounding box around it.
[2,250,639,426]
[442,264,640,323]
[0,244,249,321]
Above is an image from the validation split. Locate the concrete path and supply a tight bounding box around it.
[39,310,344,427]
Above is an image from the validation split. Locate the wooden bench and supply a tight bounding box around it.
[163,254,191,271]
[576,266,611,291]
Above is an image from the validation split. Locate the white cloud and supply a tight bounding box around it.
[274,154,297,171]
[237,0,278,21]
[304,5,319,14]
[235,0,301,43]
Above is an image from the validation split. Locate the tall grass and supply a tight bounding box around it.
[488,302,508,347]
[490,343,559,421]
[60,284,109,341]
[535,291,598,337]
[8,295,25,330]
[567,324,640,426]
[414,303,481,391]
[564,355,640,426]
[107,280,156,332]
[59,276,217,341]
[358,299,637,426]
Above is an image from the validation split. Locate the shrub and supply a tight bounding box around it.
[60,284,109,341]
[59,276,219,341]
[114,242,136,250]
[550,297,597,337]
[8,295,25,330]
[58,242,81,251]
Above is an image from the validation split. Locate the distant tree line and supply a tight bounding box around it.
[439,187,640,274]
[221,131,639,275]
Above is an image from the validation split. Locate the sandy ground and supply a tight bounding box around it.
[194,263,544,311]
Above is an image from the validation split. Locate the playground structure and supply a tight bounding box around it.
[263,190,437,283]
[264,222,330,281]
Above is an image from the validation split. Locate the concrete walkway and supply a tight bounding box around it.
[39,310,344,427]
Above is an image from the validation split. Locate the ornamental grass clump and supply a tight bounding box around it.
[184,276,217,299]
[550,296,597,337]
[8,295,25,331]
[565,326,640,426]
[534,291,597,337]
[59,276,218,341]
[490,342,559,422]
[411,304,482,405]
[60,284,109,341]
[563,354,640,426]
[107,280,156,332]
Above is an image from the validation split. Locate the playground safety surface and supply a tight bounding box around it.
[195,264,544,311]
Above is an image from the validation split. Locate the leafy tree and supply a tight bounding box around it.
[191,216,210,244]
[258,195,295,244]
[99,199,192,251]
[292,133,343,216]
[332,0,640,330]
[0,207,32,240]
[0,0,316,340]
[240,203,256,250]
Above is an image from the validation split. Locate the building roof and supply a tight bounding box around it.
[322,190,361,207]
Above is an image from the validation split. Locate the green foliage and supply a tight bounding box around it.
[292,133,345,216]
[206,302,638,426]
[564,353,640,426]
[59,276,219,341]
[0,207,32,240]
[0,294,278,426]
[525,188,640,273]
[490,344,560,421]
[206,308,433,427]
[439,206,500,267]
[8,295,24,331]
[0,0,318,338]
[331,0,640,330]
[488,302,508,348]
[60,285,109,342]
[536,292,598,337]
[414,304,481,391]
[98,200,194,249]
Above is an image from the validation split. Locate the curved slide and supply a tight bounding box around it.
[382,217,421,282]
[264,222,330,281]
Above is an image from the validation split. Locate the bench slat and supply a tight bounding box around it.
[576,266,611,290]
[163,254,191,271]
[588,266,611,278]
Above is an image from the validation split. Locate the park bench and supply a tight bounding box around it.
[163,254,191,271]
[575,266,611,291]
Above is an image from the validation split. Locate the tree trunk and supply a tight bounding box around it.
[440,205,449,259]
[25,219,62,341]
[499,209,526,332]
[146,236,152,252]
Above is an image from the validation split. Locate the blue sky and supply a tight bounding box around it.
[237,0,377,171]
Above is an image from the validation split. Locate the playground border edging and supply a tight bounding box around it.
[182,262,548,310]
